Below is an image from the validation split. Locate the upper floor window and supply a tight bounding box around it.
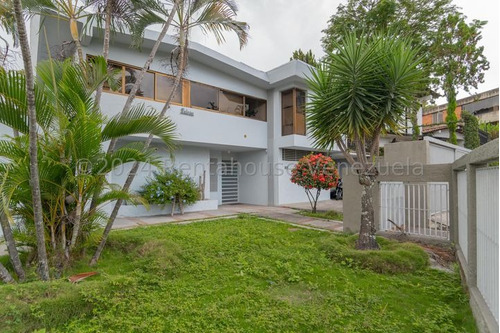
[97,56,267,121]
[245,97,266,121]
[191,82,219,110]
[190,82,266,121]
[282,88,306,136]
[156,74,182,104]
[102,60,183,104]
[432,111,444,123]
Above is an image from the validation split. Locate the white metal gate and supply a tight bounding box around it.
[221,159,239,204]
[380,182,450,239]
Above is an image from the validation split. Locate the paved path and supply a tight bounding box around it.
[113,200,344,232]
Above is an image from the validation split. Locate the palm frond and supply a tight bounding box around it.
[101,104,177,150]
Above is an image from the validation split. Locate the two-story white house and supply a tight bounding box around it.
[28,15,345,215]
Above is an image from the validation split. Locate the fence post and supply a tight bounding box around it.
[466,163,478,287]
[449,167,459,244]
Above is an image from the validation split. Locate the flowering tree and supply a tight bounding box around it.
[290,153,339,213]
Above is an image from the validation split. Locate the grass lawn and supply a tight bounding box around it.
[0,216,475,332]
[299,209,344,221]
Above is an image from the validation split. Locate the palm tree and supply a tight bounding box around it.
[0,57,176,276]
[87,0,168,106]
[307,33,423,250]
[13,0,51,280]
[90,0,249,265]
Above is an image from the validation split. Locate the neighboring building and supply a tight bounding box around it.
[422,88,499,145]
[27,15,347,214]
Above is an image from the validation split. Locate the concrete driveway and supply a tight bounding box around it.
[282,199,343,213]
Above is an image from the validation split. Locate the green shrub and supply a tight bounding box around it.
[140,169,200,207]
[319,235,429,274]
[462,111,480,149]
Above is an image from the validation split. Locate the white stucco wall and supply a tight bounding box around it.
[109,144,210,199]
[276,159,331,206]
[238,150,269,205]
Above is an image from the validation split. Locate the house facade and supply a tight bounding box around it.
[28,16,344,214]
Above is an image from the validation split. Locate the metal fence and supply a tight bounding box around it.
[380,182,450,239]
[452,139,499,333]
[476,166,499,324]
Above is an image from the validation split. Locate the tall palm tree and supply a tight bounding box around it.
[307,33,424,250]
[13,0,51,280]
[90,0,249,265]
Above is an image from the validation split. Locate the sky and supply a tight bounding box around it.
[1,0,498,103]
[190,0,499,104]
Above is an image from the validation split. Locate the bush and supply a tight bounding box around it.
[140,169,200,212]
[462,111,480,149]
[319,235,429,274]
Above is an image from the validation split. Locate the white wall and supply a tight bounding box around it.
[276,159,331,206]
[426,137,470,164]
[109,143,210,200]
[238,150,269,205]
[99,93,268,149]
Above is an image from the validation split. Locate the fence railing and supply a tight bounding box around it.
[452,139,499,333]
[379,182,450,240]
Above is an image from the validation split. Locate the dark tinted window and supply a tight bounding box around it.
[156,74,182,104]
[245,97,266,121]
[191,82,219,110]
[124,67,154,99]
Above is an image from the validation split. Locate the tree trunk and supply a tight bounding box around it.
[0,262,15,284]
[171,197,176,217]
[94,0,113,107]
[69,192,83,250]
[90,36,186,266]
[355,173,379,250]
[13,0,50,280]
[0,211,25,281]
[69,18,85,65]
[179,199,184,215]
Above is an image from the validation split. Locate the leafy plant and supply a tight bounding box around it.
[290,153,338,213]
[479,122,499,140]
[462,111,480,149]
[140,169,199,215]
[0,57,176,281]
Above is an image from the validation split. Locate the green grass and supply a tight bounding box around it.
[299,209,344,221]
[0,217,475,332]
